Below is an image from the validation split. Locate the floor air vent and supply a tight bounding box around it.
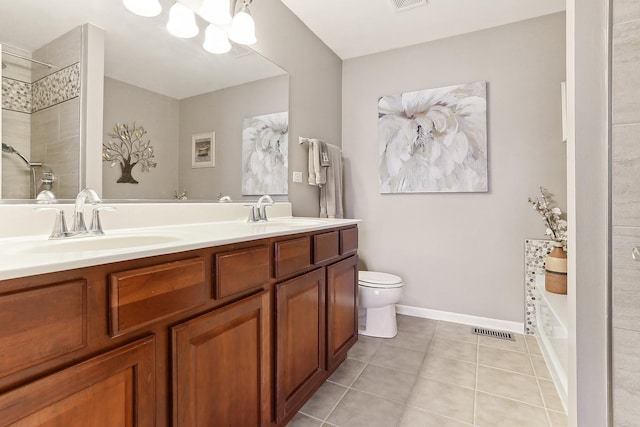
[388,0,428,12]
[471,327,515,341]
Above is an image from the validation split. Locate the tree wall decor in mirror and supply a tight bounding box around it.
[0,0,289,202]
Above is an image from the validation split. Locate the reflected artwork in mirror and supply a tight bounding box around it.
[0,0,289,202]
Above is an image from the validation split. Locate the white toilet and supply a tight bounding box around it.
[358,271,404,338]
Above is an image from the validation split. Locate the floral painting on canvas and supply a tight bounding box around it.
[242,111,289,195]
[378,81,488,193]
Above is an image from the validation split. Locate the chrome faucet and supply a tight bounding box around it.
[245,194,274,222]
[72,188,102,233]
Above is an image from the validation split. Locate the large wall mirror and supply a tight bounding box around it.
[0,0,289,202]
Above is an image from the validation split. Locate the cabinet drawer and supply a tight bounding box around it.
[0,280,87,378]
[314,231,339,264]
[340,227,358,255]
[215,246,270,299]
[275,237,311,278]
[109,257,206,337]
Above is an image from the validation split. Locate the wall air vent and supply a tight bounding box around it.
[471,327,515,341]
[388,0,428,12]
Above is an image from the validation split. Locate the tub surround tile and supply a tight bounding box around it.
[478,345,535,376]
[524,239,554,335]
[614,0,640,24]
[613,328,640,425]
[612,227,640,329]
[612,126,640,226]
[613,21,640,124]
[1,77,31,113]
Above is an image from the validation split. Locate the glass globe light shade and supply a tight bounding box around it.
[199,0,232,26]
[166,2,199,39]
[203,24,231,54]
[123,0,162,17]
[228,6,256,45]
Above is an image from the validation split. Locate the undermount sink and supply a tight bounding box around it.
[18,234,182,254]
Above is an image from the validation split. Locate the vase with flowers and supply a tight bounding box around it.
[528,187,568,294]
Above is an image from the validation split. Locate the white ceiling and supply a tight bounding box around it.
[280,0,566,59]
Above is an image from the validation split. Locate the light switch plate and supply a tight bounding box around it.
[292,171,303,183]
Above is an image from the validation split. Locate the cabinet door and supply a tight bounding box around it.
[172,291,270,427]
[275,268,326,422]
[0,335,155,427]
[327,256,359,370]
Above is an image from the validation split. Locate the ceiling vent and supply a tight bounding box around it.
[388,0,428,12]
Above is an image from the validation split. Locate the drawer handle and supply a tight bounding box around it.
[632,246,640,261]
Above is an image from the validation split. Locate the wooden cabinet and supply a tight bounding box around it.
[172,291,271,427]
[327,256,359,370]
[0,335,155,427]
[275,268,326,423]
[0,224,358,427]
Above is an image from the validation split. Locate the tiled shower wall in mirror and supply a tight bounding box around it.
[1,26,81,199]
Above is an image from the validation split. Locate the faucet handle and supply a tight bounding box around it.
[90,206,116,235]
[35,207,68,239]
[244,204,259,223]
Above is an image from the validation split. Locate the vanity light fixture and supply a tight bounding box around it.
[167,2,200,38]
[203,24,231,53]
[228,1,256,45]
[122,0,162,17]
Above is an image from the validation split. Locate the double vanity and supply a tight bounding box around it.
[0,201,359,426]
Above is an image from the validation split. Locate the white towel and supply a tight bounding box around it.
[319,143,343,219]
[307,138,326,186]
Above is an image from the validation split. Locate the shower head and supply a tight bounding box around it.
[2,142,16,153]
[1,142,40,168]
[1,62,6,69]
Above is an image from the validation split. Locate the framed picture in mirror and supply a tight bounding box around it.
[192,132,215,168]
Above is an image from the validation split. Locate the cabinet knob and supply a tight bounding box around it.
[632,246,640,261]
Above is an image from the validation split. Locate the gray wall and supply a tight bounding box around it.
[102,77,179,199]
[251,0,343,216]
[342,13,567,323]
[611,0,640,425]
[178,75,288,201]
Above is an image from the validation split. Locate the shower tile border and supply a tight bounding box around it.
[524,239,553,335]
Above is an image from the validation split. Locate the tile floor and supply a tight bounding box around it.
[287,315,567,427]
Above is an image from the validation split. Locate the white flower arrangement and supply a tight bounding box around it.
[528,187,567,246]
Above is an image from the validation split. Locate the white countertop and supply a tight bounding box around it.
[0,216,360,281]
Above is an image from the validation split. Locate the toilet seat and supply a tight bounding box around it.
[358,271,403,288]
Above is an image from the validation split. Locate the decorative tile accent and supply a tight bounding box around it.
[524,239,553,335]
[1,77,31,113]
[31,63,80,113]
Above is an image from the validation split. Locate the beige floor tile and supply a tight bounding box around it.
[398,406,472,427]
[287,412,323,427]
[428,337,477,363]
[531,355,552,380]
[384,330,431,353]
[329,358,366,386]
[348,335,383,362]
[407,377,475,424]
[475,392,549,427]
[478,333,528,353]
[539,379,565,412]
[525,335,543,356]
[435,321,479,344]
[370,343,426,375]
[419,355,476,389]
[476,365,543,406]
[397,315,438,337]
[300,382,348,420]
[548,410,568,427]
[352,364,417,403]
[478,345,534,375]
[326,389,404,427]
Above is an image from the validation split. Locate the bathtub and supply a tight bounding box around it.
[534,274,568,411]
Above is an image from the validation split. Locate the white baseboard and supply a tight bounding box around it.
[395,305,525,334]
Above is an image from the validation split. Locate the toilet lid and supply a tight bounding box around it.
[358,271,403,288]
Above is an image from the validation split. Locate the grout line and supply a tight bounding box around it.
[476,362,539,378]
[403,404,474,426]
[477,389,551,411]
[319,381,350,424]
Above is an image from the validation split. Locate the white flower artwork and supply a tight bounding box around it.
[242,111,289,195]
[378,81,488,193]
